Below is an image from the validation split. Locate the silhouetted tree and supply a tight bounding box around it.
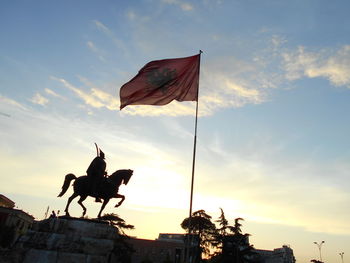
[210,208,228,256]
[100,213,135,263]
[228,217,244,235]
[224,218,256,263]
[217,208,229,236]
[101,213,135,234]
[210,210,258,263]
[181,209,217,261]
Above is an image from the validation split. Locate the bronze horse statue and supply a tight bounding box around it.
[58,169,133,218]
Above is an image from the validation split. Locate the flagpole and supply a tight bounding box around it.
[186,50,202,263]
[189,85,199,218]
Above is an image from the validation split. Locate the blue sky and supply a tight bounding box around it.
[1,0,350,262]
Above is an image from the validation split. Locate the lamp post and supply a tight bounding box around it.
[339,252,344,263]
[313,241,325,262]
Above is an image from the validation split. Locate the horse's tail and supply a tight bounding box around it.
[57,173,77,197]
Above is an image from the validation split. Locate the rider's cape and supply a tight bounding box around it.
[87,156,106,177]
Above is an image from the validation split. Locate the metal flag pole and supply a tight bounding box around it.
[186,50,202,263]
[189,70,200,218]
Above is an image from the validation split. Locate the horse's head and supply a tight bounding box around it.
[109,169,133,186]
[121,169,133,185]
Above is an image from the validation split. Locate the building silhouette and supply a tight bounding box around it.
[0,194,34,247]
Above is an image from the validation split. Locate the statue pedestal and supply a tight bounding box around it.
[8,217,122,263]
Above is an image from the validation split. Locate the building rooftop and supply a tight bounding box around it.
[0,194,15,208]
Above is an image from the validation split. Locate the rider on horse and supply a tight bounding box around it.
[87,144,106,202]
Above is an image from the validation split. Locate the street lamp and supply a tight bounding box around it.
[339,252,344,263]
[313,241,325,261]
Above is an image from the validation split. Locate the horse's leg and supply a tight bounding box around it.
[114,194,125,207]
[64,192,79,217]
[97,199,110,218]
[77,195,88,217]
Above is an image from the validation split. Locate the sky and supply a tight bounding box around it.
[0,0,350,262]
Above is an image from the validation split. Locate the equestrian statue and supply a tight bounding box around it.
[58,144,133,218]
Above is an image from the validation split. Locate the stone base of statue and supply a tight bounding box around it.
[1,217,125,263]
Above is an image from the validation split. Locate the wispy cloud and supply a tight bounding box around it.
[51,76,119,111]
[53,69,269,117]
[126,10,137,21]
[121,102,196,117]
[92,20,126,52]
[45,88,66,100]
[196,144,350,234]
[29,93,49,106]
[271,34,287,49]
[0,95,27,110]
[93,20,112,35]
[50,75,199,117]
[162,0,194,11]
[51,41,350,117]
[125,10,150,25]
[197,57,274,114]
[86,41,106,61]
[120,53,278,116]
[282,45,350,87]
[225,79,262,101]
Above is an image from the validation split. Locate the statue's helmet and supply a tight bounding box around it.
[94,143,105,159]
[99,150,105,159]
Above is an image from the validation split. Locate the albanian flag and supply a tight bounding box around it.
[120,54,200,110]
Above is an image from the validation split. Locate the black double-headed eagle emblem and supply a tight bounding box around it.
[146,68,177,94]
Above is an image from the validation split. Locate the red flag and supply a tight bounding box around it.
[120,54,200,110]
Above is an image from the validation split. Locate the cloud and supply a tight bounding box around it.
[29,93,49,106]
[50,75,198,117]
[282,45,350,87]
[93,20,112,36]
[56,71,266,117]
[52,38,350,118]
[225,79,262,101]
[192,129,350,235]
[86,41,105,61]
[0,95,27,110]
[45,88,66,100]
[126,10,136,21]
[50,50,278,117]
[121,55,277,117]
[92,20,126,52]
[52,76,119,111]
[195,57,274,114]
[121,101,196,117]
[197,146,350,234]
[162,0,194,11]
[271,34,287,49]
